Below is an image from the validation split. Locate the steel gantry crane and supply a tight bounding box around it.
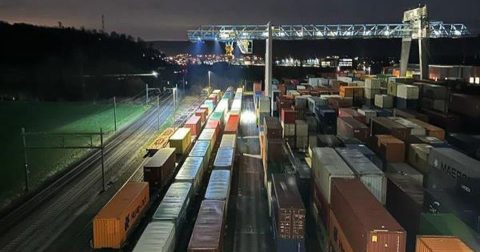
[187,6,471,111]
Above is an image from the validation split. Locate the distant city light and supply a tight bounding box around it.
[152,71,158,78]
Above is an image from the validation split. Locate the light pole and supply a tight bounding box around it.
[208,70,211,90]
[172,85,177,129]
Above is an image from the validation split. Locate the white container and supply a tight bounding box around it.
[198,128,216,146]
[287,90,301,97]
[311,147,355,204]
[387,82,399,96]
[219,134,237,150]
[364,88,381,99]
[396,84,419,99]
[374,94,394,108]
[175,157,204,191]
[389,117,426,136]
[295,120,309,137]
[336,148,387,204]
[357,108,377,119]
[354,80,365,87]
[259,96,270,113]
[133,221,176,252]
[386,162,424,186]
[365,78,382,89]
[337,76,353,83]
[307,97,323,113]
[152,182,192,227]
[297,85,306,90]
[283,123,296,137]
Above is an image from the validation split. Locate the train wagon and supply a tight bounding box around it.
[169,128,192,155]
[92,182,149,249]
[152,182,192,229]
[187,200,225,252]
[175,157,204,192]
[143,147,176,189]
[213,147,235,171]
[132,221,176,252]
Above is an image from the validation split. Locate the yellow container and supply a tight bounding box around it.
[93,182,149,249]
[169,127,192,155]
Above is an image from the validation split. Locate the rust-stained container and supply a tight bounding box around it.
[185,115,202,137]
[416,236,473,252]
[224,114,240,134]
[264,116,283,139]
[281,109,297,124]
[330,178,406,252]
[169,128,192,155]
[386,173,424,251]
[272,174,306,239]
[337,117,369,143]
[143,147,176,189]
[373,135,405,162]
[338,108,367,124]
[407,118,445,140]
[187,200,225,252]
[371,117,411,142]
[93,182,149,249]
[195,109,208,123]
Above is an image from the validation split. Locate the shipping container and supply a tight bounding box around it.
[224,114,240,134]
[397,84,419,99]
[169,128,192,155]
[330,178,406,252]
[345,144,384,170]
[393,108,429,122]
[336,148,387,204]
[188,200,225,252]
[317,134,344,148]
[407,118,444,140]
[184,115,202,137]
[264,116,283,139]
[408,143,433,175]
[198,128,217,147]
[446,133,480,160]
[338,108,367,124]
[143,147,176,189]
[205,170,231,202]
[146,128,175,153]
[195,109,208,123]
[372,134,405,162]
[152,182,192,229]
[283,123,295,137]
[375,94,394,108]
[133,221,176,252]
[295,120,308,137]
[365,78,382,89]
[93,182,149,249]
[371,117,411,142]
[419,213,480,251]
[271,174,306,239]
[396,97,419,109]
[281,109,297,124]
[449,93,480,118]
[428,147,480,196]
[415,236,473,252]
[387,162,423,186]
[364,88,381,99]
[219,134,237,150]
[386,173,424,252]
[311,148,355,225]
[337,117,369,143]
[214,147,234,171]
[389,117,426,136]
[210,111,225,127]
[175,157,204,191]
[189,140,212,170]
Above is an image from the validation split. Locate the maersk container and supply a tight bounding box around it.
[428,147,480,196]
[219,134,237,150]
[93,182,149,249]
[336,148,387,204]
[205,170,231,202]
[175,157,204,191]
[169,128,192,155]
[133,221,176,252]
[189,140,211,171]
[214,147,234,171]
[345,144,384,170]
[152,182,192,229]
[387,162,424,186]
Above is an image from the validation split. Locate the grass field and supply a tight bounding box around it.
[0,101,149,208]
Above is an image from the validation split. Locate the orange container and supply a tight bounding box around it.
[225,114,240,134]
[374,135,405,162]
[93,182,149,249]
[195,109,207,123]
[416,236,473,252]
[339,86,364,98]
[185,115,201,136]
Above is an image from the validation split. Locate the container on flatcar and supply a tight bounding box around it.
[169,128,192,155]
[187,200,225,252]
[143,147,176,189]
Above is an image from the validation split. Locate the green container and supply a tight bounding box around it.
[419,213,480,250]
[211,111,224,125]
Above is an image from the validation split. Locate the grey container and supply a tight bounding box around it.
[205,170,231,201]
[214,147,235,171]
[387,162,424,186]
[389,117,426,136]
[152,182,192,229]
[189,140,211,170]
[336,148,387,204]
[428,147,480,196]
[133,221,176,252]
[175,157,204,191]
[219,134,237,150]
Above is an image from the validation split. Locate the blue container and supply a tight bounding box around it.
[396,98,419,109]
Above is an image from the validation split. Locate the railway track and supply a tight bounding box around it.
[0,93,193,251]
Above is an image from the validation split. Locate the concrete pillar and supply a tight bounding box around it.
[400,37,412,77]
[418,37,429,80]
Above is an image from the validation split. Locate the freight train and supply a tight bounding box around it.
[92,87,243,251]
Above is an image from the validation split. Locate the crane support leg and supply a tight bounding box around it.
[400,37,411,77]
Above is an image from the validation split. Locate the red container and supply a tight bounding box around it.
[208,94,218,105]
[195,109,207,123]
[254,82,262,93]
[281,109,297,124]
[224,114,240,134]
[143,148,176,189]
[185,115,201,136]
[330,178,406,252]
[205,119,221,141]
[188,200,225,252]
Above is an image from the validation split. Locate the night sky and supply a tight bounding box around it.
[1,0,479,41]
